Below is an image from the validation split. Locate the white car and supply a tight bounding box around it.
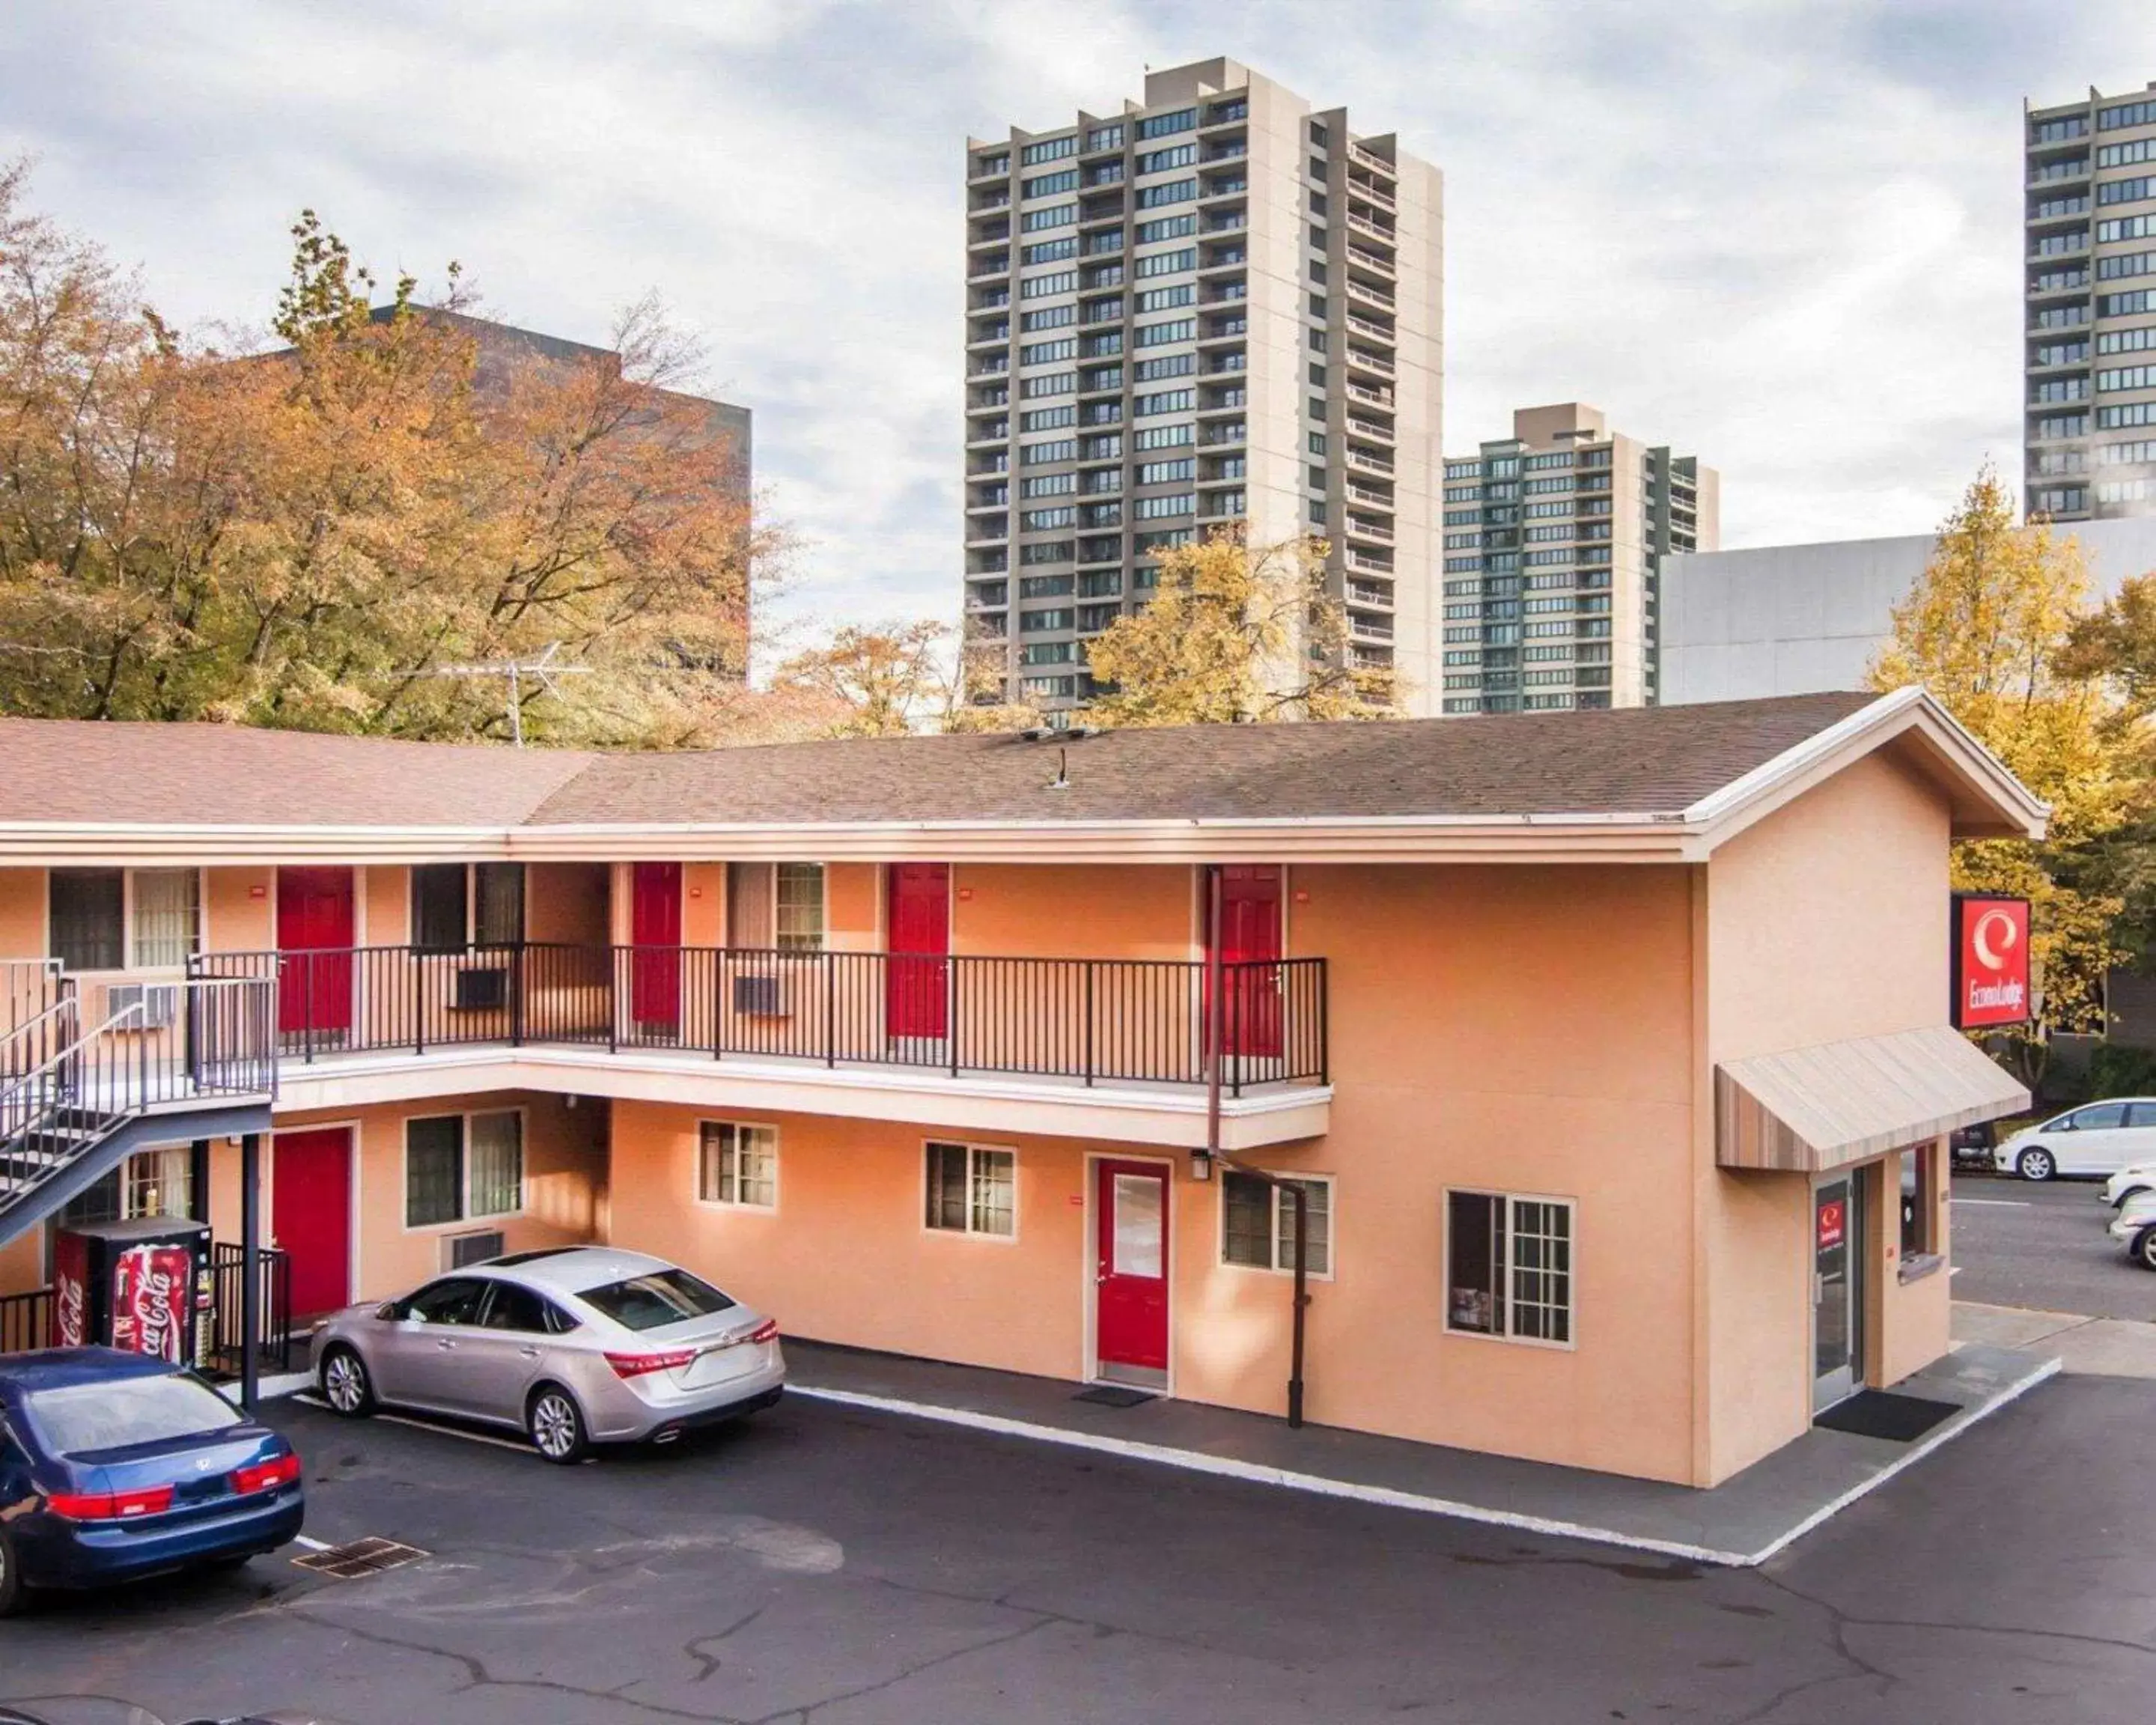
[2101,1162,2156,1208]
[1994,1098,2156,1181]
[2107,1190,2156,1269]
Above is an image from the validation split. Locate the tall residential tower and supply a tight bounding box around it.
[2025,82,2156,523]
[1438,404,1718,714]
[962,58,1443,713]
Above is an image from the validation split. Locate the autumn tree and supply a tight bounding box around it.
[0,171,768,746]
[1081,528,1398,727]
[772,619,1041,737]
[1869,466,2137,1056]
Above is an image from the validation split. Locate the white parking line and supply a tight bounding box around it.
[293,1534,334,1552]
[290,1392,541,1457]
[1952,1198,2031,1207]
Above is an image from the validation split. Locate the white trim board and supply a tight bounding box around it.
[786,1354,2062,1569]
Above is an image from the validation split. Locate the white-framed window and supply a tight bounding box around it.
[725,862,826,951]
[60,1146,194,1227]
[1446,1189,1574,1345]
[1220,1171,1333,1276]
[48,867,201,972]
[411,862,525,951]
[925,1141,1015,1238]
[698,1122,778,1210]
[776,863,826,950]
[405,1110,524,1229]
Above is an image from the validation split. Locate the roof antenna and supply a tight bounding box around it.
[1048,746,1070,791]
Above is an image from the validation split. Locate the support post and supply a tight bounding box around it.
[240,1132,262,1415]
[188,1140,211,1226]
[1288,1184,1309,1430]
[1205,866,1223,1160]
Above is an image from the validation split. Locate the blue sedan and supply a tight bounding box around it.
[0,1348,305,1613]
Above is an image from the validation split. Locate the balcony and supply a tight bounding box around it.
[192,946,1330,1146]
[1345,212,1396,249]
[1345,380,1394,408]
[1345,312,1395,344]
[1345,481,1393,510]
[1345,243,1395,276]
[1344,548,1394,575]
[969,255,1011,279]
[1347,141,1394,178]
[1347,579,1394,609]
[1345,514,1394,544]
[1345,276,1395,310]
[1348,175,1396,213]
[1345,416,1395,446]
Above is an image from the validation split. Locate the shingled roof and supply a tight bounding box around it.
[0,694,1878,830]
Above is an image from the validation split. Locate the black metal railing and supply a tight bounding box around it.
[195,944,1327,1094]
[209,1241,293,1378]
[0,1285,50,1354]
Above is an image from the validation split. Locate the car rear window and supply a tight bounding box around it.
[25,1374,243,1455]
[576,1268,736,1333]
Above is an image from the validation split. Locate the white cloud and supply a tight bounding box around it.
[3,0,2152,651]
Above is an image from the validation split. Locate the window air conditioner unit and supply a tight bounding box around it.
[445,1229,506,1270]
[732,972,792,1017]
[108,983,180,1029]
[454,967,510,1011]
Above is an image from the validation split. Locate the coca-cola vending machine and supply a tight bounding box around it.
[52,1217,213,1369]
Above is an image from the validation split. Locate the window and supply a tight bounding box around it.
[1020,405,1078,432]
[1136,457,1196,484]
[1134,108,1197,140]
[1133,493,1196,519]
[1136,284,1195,311]
[412,863,469,952]
[1085,124,1124,153]
[579,1267,735,1330]
[1135,179,1197,208]
[1309,121,1330,147]
[130,869,200,968]
[1446,1190,1574,1344]
[1136,318,1196,347]
[1021,239,1078,267]
[60,1146,194,1229]
[412,862,525,951]
[1020,270,1078,299]
[776,863,826,951]
[1134,246,1197,277]
[1900,1144,1941,1262]
[1023,168,1079,198]
[1133,353,1193,381]
[1135,144,1197,174]
[699,1122,777,1209]
[1020,304,1077,332]
[1133,422,1194,450]
[1020,472,1077,497]
[925,1142,1016,1237]
[405,1110,523,1228]
[1021,135,1079,165]
[1021,204,1078,232]
[48,868,124,971]
[1221,1172,1333,1274]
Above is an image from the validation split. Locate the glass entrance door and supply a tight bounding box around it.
[1812,1175,1864,1413]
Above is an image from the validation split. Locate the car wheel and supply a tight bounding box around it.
[2017,1146,2057,1182]
[2136,1228,2156,1272]
[0,1524,24,1619]
[320,1345,377,1418]
[527,1385,590,1465]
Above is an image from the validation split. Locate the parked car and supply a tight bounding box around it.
[0,1347,305,1617]
[2102,1160,2156,1208]
[2108,1190,2156,1268]
[1993,1098,2156,1181]
[310,1247,785,1464]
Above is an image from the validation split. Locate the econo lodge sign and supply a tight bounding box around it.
[1952,894,2031,1029]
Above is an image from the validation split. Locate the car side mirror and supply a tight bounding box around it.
[374,1301,403,1321]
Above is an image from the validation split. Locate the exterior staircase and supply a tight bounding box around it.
[0,961,278,1247]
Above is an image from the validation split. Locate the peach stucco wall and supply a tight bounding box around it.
[952,865,1194,960]
[0,868,42,960]
[1700,752,1955,1482]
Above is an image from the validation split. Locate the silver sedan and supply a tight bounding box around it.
[308,1247,785,1462]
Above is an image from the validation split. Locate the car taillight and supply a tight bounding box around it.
[48,1485,175,1521]
[605,1348,698,1380]
[746,1319,779,1345]
[232,1453,302,1496]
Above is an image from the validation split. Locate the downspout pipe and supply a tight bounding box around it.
[1202,864,1309,1429]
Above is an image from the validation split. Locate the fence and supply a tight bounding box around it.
[195,945,1328,1093]
[0,1244,290,1380]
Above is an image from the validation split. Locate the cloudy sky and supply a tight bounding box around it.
[4,1,2152,654]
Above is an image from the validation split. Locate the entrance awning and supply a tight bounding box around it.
[1715,1026,2029,1172]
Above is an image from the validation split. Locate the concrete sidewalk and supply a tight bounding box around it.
[785,1336,2059,1569]
[1954,1299,2156,1377]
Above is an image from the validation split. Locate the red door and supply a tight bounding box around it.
[886,863,951,1039]
[275,867,355,1037]
[1095,1159,1169,1381]
[272,1127,353,1320]
[1211,865,1283,1059]
[631,862,682,1028]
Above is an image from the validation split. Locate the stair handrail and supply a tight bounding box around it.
[0,996,79,1067]
[0,999,146,1146]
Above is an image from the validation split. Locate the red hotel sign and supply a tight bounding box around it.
[1952,894,2031,1029]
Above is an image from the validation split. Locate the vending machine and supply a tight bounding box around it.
[52,1217,213,1369]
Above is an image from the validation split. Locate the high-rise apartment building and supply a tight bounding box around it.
[1437,404,1717,714]
[961,58,1443,714]
[2025,82,2156,523]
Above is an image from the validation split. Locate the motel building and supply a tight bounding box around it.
[0,687,2042,1488]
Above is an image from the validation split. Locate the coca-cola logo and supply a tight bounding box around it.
[54,1269,85,1348]
[115,1245,189,1364]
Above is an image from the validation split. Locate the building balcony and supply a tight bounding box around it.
[1343,548,1394,575]
[1345,276,1395,310]
[1344,312,1395,345]
[1345,212,1397,249]
[1347,140,1395,178]
[1345,482,1393,510]
[1345,380,1394,410]
[1347,175,1396,213]
[1345,514,1394,544]
[1350,615,1394,642]
[1347,579,1394,609]
[1345,345,1395,378]
[192,946,1331,1149]
[1345,417,1395,447]
[1345,244,1395,277]
[969,256,1011,279]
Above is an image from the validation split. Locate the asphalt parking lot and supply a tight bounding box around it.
[1949,1168,2156,1320]
[4,1376,2155,1724]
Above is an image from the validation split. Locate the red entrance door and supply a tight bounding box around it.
[1211,865,1283,1059]
[1095,1159,1170,1381]
[886,863,950,1039]
[630,862,682,1028]
[275,868,355,1038]
[272,1127,353,1320]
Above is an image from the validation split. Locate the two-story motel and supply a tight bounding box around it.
[0,688,2041,1487]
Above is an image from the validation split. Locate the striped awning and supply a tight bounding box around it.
[1715,1026,2029,1172]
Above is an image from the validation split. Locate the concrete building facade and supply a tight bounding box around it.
[2024,81,2156,523]
[1660,517,2156,705]
[1437,404,1719,714]
[962,57,1443,714]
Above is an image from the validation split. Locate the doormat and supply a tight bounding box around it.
[1814,1391,1961,1443]
[293,1536,430,1580]
[1073,1386,1158,1408]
